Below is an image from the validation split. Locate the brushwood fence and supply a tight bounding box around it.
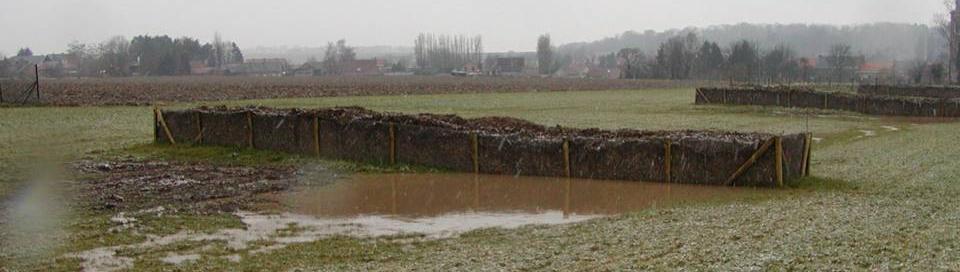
[155,107,813,187]
[857,85,960,99]
[696,86,960,117]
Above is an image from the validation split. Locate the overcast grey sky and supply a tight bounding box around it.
[0,0,944,55]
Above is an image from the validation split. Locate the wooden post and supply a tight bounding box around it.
[938,99,946,118]
[471,132,480,174]
[154,107,176,145]
[823,93,828,109]
[152,106,157,143]
[0,80,4,103]
[313,115,321,157]
[664,139,672,183]
[775,136,784,187]
[563,178,571,219]
[725,137,776,186]
[804,134,813,176]
[562,138,571,178]
[194,111,203,144]
[246,111,254,149]
[388,122,396,165]
[696,89,710,104]
[802,133,813,177]
[34,64,40,102]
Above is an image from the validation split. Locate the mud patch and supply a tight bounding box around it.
[68,210,596,270]
[74,159,301,213]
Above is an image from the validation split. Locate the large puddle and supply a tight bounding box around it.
[262,173,765,237]
[70,173,768,270]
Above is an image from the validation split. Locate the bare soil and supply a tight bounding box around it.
[31,76,707,106]
[74,159,300,214]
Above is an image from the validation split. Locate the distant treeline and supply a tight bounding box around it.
[596,33,868,83]
[560,23,941,62]
[1,34,243,77]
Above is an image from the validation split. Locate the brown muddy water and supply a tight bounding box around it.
[69,174,770,270]
[277,173,763,218]
[259,173,768,238]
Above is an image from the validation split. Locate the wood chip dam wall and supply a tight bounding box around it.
[696,86,960,117]
[155,107,813,187]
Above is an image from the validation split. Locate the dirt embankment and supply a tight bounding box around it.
[74,159,300,213]
[28,76,709,106]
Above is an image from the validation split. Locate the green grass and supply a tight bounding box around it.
[0,106,152,197]
[3,87,958,270]
[193,88,869,135]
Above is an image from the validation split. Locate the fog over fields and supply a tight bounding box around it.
[0,0,942,55]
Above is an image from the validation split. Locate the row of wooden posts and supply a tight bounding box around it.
[155,107,812,187]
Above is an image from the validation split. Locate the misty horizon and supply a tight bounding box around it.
[0,0,944,56]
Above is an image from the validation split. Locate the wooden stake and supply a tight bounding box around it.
[775,136,784,187]
[34,64,40,102]
[246,111,254,149]
[664,139,672,183]
[804,133,813,176]
[696,89,710,104]
[194,111,203,144]
[388,122,396,165]
[562,138,571,178]
[154,107,176,145]
[725,137,776,186]
[938,99,946,118]
[800,134,809,177]
[313,115,321,156]
[471,132,480,174]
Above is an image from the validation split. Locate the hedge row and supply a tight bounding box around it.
[155,107,812,187]
[696,86,960,117]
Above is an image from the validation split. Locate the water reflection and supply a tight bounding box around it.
[276,173,760,220]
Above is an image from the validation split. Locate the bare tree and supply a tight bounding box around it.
[618,48,648,79]
[726,40,760,83]
[212,32,226,68]
[762,44,800,83]
[99,36,131,76]
[322,39,356,75]
[654,33,698,80]
[826,44,854,83]
[414,33,483,73]
[935,0,957,82]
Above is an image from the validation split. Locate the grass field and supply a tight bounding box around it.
[2,88,959,270]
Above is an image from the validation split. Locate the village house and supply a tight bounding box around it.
[224,58,288,76]
[493,57,525,74]
[338,59,385,76]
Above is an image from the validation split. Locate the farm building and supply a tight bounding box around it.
[494,57,525,74]
[338,59,385,75]
[225,58,289,76]
[292,61,323,76]
[190,61,214,75]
